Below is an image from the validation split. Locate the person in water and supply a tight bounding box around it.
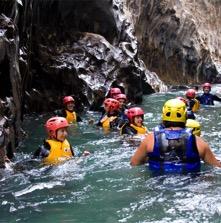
[185,89,200,113]
[33,117,89,165]
[120,107,148,135]
[107,87,122,99]
[196,82,221,105]
[97,98,126,130]
[177,96,195,119]
[115,93,128,121]
[130,98,221,173]
[54,96,82,124]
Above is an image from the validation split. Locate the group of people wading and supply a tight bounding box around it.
[3,82,221,173]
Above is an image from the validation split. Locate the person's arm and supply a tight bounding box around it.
[96,114,105,126]
[213,95,221,102]
[130,133,153,166]
[33,141,50,158]
[196,136,221,167]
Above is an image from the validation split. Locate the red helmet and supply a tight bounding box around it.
[186,89,196,99]
[176,97,187,105]
[202,82,211,89]
[115,93,127,101]
[45,117,69,138]
[127,107,144,123]
[63,96,75,104]
[110,88,122,98]
[103,98,120,112]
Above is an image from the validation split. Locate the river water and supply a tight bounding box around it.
[1,87,221,223]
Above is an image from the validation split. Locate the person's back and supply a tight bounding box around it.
[130,98,221,173]
[149,127,200,172]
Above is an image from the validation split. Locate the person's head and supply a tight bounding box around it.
[185,89,196,99]
[115,93,127,109]
[63,96,75,112]
[45,117,69,141]
[202,82,212,94]
[186,119,201,136]
[103,98,120,114]
[109,88,122,99]
[127,107,144,127]
[162,98,187,128]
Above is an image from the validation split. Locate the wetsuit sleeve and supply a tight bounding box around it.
[96,115,104,126]
[213,95,221,102]
[76,114,82,122]
[120,123,137,135]
[195,95,201,102]
[33,140,50,158]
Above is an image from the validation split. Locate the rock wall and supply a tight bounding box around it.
[0,9,23,161]
[1,0,221,160]
[126,0,221,84]
[17,0,166,112]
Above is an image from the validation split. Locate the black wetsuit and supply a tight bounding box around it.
[54,109,82,122]
[196,93,221,105]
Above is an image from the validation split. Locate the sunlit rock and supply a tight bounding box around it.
[126,0,221,84]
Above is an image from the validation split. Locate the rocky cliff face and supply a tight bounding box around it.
[17,0,166,113]
[126,0,221,84]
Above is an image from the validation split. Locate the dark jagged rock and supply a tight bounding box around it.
[18,0,166,112]
[0,9,23,164]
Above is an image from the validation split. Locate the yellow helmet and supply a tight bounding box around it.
[162,99,187,123]
[186,119,201,136]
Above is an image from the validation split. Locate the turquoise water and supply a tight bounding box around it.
[1,89,221,222]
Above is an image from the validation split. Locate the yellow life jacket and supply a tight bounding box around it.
[100,115,117,129]
[192,99,200,112]
[43,139,73,165]
[65,110,77,124]
[130,124,147,134]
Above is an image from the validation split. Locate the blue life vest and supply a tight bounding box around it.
[198,93,214,105]
[148,128,201,173]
